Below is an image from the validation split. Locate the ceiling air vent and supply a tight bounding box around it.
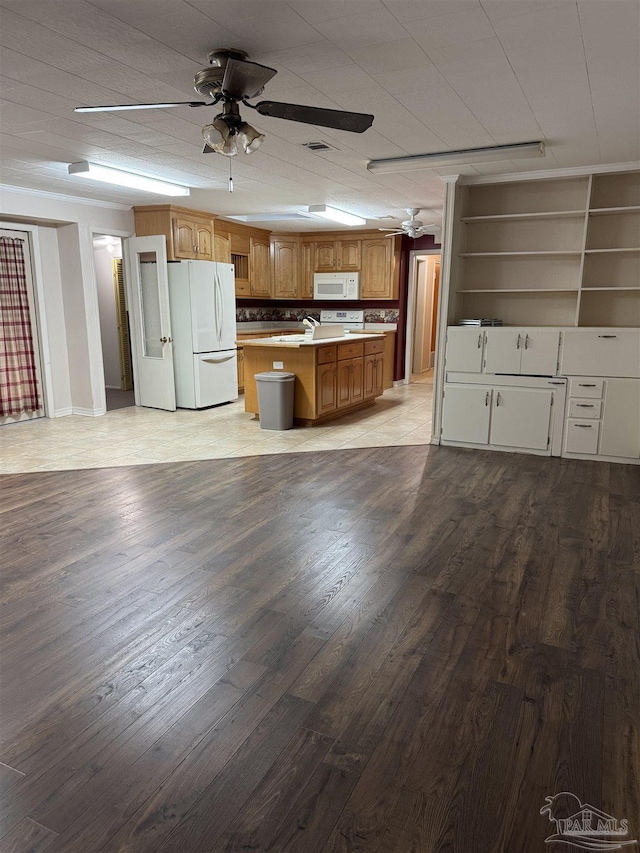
[302,140,337,152]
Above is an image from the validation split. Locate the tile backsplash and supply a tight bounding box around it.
[236,306,398,323]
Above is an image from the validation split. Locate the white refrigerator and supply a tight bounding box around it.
[167,261,238,409]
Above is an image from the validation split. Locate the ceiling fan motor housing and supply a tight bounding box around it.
[193,48,249,97]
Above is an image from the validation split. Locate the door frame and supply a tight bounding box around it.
[404,248,441,384]
[89,228,134,415]
[0,222,54,418]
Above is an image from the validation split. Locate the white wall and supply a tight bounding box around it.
[93,241,122,388]
[0,186,134,415]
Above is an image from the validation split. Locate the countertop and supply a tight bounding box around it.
[241,332,384,348]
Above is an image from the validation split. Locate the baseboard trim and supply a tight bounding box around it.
[72,407,105,417]
[52,407,73,418]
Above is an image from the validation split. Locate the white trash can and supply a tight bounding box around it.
[254,371,295,430]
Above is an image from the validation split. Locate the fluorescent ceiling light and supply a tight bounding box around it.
[227,214,315,222]
[367,141,545,174]
[306,205,366,227]
[68,161,190,196]
[75,103,183,112]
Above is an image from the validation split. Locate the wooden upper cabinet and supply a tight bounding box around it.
[337,239,361,270]
[134,205,216,261]
[213,231,231,264]
[172,215,214,260]
[300,242,314,299]
[315,240,337,271]
[250,238,272,298]
[361,237,399,299]
[272,238,299,299]
[313,239,361,272]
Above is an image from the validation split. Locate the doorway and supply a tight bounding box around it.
[405,250,441,384]
[0,228,46,426]
[92,235,134,412]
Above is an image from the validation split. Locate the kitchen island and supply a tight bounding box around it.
[242,333,386,424]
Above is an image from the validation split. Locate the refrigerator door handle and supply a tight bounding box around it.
[215,271,223,345]
[201,353,235,363]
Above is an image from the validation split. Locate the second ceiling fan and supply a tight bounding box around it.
[74,48,374,157]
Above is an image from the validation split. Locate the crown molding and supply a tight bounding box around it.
[453,161,640,186]
[0,183,131,210]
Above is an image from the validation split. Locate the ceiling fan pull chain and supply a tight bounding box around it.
[229,158,234,193]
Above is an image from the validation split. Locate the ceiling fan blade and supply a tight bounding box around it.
[74,101,210,113]
[222,57,277,100]
[378,229,404,236]
[254,101,373,133]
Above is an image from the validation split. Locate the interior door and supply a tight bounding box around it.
[490,387,552,450]
[123,235,176,411]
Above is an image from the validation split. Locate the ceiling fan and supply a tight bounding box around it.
[378,208,441,239]
[74,48,374,157]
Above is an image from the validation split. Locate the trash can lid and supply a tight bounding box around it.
[254,371,295,381]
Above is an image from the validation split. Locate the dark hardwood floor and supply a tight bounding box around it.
[0,445,638,852]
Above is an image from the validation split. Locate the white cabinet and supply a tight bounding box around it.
[561,329,640,378]
[565,420,600,454]
[484,328,521,374]
[441,385,491,444]
[445,327,484,372]
[491,388,553,450]
[441,378,560,454]
[600,379,640,458]
[484,328,560,375]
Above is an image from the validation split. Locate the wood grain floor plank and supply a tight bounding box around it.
[1,446,637,852]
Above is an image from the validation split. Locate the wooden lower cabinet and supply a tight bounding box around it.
[337,358,364,409]
[364,353,384,398]
[237,346,244,392]
[316,362,337,415]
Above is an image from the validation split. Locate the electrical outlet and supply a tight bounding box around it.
[273,361,284,369]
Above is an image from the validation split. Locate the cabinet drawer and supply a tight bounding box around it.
[364,338,385,355]
[561,329,640,377]
[568,399,602,418]
[317,346,337,365]
[568,378,604,398]
[565,419,600,454]
[337,342,364,360]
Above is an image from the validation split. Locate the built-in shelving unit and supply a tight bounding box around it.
[449,170,640,327]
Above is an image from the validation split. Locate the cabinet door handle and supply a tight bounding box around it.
[516,334,521,349]
[496,391,502,406]
[485,391,490,406]
[575,424,593,428]
[579,383,597,387]
[477,333,482,349]
[524,333,529,349]
[576,403,595,408]
[548,380,565,385]
[598,334,617,338]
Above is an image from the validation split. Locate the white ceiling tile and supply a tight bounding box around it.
[480,0,568,22]
[492,3,586,72]
[408,7,496,52]
[288,0,386,25]
[382,1,481,24]
[347,37,432,75]
[259,40,354,74]
[312,9,408,49]
[424,37,513,76]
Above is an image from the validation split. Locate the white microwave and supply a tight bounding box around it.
[313,272,360,300]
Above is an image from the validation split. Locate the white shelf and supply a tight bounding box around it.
[589,205,640,216]
[459,251,582,257]
[581,286,640,291]
[461,210,586,223]
[585,247,640,254]
[457,288,579,293]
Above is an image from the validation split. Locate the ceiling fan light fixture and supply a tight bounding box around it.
[67,161,190,196]
[237,122,265,154]
[306,205,366,227]
[202,117,229,149]
[367,141,545,174]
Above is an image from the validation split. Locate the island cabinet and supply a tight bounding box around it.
[242,334,385,424]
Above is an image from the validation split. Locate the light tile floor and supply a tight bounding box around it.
[0,375,433,473]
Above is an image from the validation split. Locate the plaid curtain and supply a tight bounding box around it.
[0,237,41,416]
